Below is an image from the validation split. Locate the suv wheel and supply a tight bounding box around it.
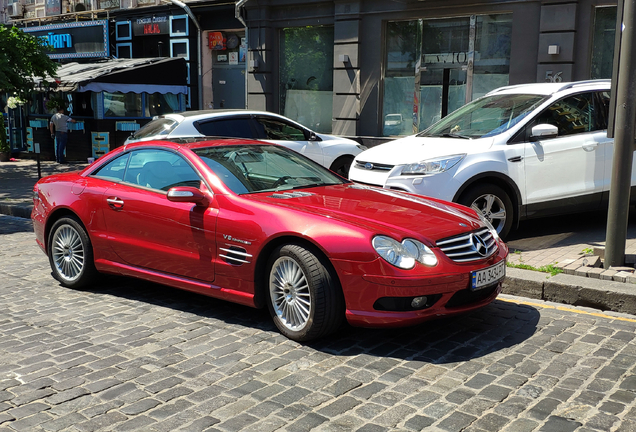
[459,184,513,239]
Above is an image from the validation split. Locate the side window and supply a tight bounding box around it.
[195,118,255,138]
[91,154,130,182]
[254,117,308,141]
[533,93,597,137]
[124,149,201,191]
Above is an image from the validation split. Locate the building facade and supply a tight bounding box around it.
[239,0,620,141]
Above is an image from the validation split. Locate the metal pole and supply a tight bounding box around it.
[605,0,636,268]
[169,0,203,110]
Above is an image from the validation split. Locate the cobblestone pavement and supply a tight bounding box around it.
[2,214,636,432]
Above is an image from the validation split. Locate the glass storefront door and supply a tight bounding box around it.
[383,14,512,136]
[280,26,334,133]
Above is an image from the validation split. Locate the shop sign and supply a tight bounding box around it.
[132,16,169,36]
[423,52,468,65]
[209,32,226,50]
[23,20,109,59]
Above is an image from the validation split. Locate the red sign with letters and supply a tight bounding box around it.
[208,32,226,50]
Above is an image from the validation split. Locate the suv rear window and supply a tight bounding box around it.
[132,118,178,139]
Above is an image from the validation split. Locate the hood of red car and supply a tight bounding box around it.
[249,183,483,242]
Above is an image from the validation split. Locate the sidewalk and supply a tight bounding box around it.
[2,158,636,315]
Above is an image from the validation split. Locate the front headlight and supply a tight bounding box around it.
[401,154,465,176]
[372,236,438,269]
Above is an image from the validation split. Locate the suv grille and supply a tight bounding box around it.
[436,228,498,262]
[354,161,394,171]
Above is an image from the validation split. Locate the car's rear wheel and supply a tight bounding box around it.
[266,244,344,341]
[330,156,354,178]
[48,216,97,289]
[459,183,513,239]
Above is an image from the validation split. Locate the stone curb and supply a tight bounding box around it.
[0,202,33,219]
[503,267,636,316]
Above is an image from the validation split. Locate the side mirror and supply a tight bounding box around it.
[308,131,322,142]
[530,124,558,142]
[167,186,209,206]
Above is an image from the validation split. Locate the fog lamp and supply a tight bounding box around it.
[411,296,428,309]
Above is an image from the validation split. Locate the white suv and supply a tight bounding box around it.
[350,80,617,239]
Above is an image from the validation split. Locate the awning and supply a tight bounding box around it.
[36,57,188,94]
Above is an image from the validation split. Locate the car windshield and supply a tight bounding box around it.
[131,118,178,139]
[193,145,348,195]
[418,93,548,139]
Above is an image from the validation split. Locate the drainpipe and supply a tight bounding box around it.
[236,0,248,108]
[169,0,203,110]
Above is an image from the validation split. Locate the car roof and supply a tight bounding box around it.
[485,79,611,97]
[161,109,292,122]
[122,137,272,152]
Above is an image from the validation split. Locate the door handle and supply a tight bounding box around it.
[582,142,598,152]
[106,197,124,209]
[507,156,523,163]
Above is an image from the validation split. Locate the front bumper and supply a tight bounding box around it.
[332,243,508,327]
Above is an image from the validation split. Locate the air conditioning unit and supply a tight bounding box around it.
[8,2,23,17]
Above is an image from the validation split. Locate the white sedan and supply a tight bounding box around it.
[125,110,366,177]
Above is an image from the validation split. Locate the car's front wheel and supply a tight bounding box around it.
[266,244,344,341]
[330,156,354,178]
[48,216,98,289]
[459,183,514,239]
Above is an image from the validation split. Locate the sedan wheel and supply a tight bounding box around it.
[459,184,513,239]
[48,216,97,289]
[267,244,344,341]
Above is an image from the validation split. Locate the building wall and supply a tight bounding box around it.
[243,0,617,138]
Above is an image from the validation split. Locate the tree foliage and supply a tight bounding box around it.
[0,25,58,96]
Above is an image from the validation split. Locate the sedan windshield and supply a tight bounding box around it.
[419,94,548,139]
[193,145,348,195]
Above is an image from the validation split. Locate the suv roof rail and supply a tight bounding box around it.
[556,79,611,92]
[486,79,611,97]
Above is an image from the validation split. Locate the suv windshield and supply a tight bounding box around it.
[193,145,347,195]
[419,94,548,139]
[131,118,178,139]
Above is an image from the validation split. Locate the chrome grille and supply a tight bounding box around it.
[354,161,394,171]
[219,246,252,265]
[436,228,498,262]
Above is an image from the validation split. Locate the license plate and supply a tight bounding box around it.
[471,260,506,290]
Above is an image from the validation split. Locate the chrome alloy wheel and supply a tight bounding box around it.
[471,193,507,234]
[51,224,85,283]
[269,256,312,331]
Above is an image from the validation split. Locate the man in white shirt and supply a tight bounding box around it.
[49,107,75,163]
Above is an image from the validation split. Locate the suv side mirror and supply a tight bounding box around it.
[530,124,558,142]
[167,186,209,206]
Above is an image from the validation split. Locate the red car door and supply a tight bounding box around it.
[96,149,217,282]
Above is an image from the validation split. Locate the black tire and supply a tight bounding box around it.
[330,156,354,178]
[48,216,98,289]
[266,244,344,341]
[459,183,514,239]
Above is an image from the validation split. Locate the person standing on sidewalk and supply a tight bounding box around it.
[49,107,75,164]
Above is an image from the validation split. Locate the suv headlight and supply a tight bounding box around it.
[401,154,465,175]
[372,236,438,269]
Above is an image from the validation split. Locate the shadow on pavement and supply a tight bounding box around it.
[76,274,540,364]
[0,215,34,235]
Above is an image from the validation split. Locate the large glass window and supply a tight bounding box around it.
[591,7,616,79]
[104,92,142,118]
[383,21,418,136]
[280,26,334,133]
[383,14,512,136]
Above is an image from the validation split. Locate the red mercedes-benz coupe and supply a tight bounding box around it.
[32,139,508,341]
